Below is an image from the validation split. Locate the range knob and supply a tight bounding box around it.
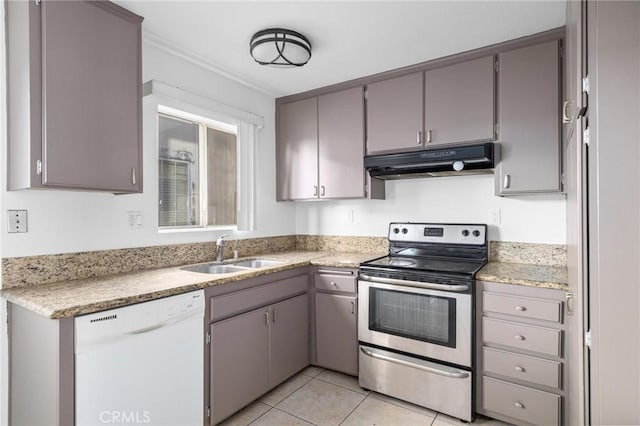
[393,227,400,234]
[401,228,408,234]
[472,230,481,237]
[461,230,470,237]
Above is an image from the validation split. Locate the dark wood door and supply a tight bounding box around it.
[277,98,319,200]
[366,72,424,154]
[210,308,269,424]
[497,41,561,195]
[315,293,358,376]
[41,1,142,192]
[318,87,365,199]
[424,56,496,146]
[269,294,309,387]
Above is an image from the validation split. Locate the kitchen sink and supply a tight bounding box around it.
[231,259,284,268]
[181,264,249,274]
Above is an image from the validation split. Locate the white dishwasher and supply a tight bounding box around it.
[75,290,205,426]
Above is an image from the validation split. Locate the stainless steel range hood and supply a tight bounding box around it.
[364,143,497,180]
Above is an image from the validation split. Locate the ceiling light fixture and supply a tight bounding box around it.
[250,28,312,67]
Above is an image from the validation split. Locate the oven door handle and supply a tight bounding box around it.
[360,346,470,379]
[359,274,469,292]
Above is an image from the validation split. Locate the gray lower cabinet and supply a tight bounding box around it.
[496,40,562,195]
[312,268,358,376]
[208,273,310,425]
[210,308,270,424]
[477,281,567,426]
[6,0,143,193]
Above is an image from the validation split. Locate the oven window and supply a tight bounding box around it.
[369,288,456,348]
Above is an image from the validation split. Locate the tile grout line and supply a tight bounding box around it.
[337,390,372,426]
[313,375,369,397]
[271,406,318,426]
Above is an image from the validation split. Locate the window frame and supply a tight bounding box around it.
[158,105,239,232]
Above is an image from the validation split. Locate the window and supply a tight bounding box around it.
[158,110,238,229]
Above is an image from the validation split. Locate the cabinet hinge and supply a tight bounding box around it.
[36,160,42,175]
[585,329,592,348]
[206,332,211,344]
[582,76,590,94]
[583,127,590,146]
[206,407,211,418]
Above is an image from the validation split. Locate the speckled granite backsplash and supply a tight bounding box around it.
[2,235,563,289]
[295,235,388,254]
[1,236,296,289]
[489,241,566,267]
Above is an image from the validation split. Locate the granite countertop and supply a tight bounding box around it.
[1,251,381,320]
[477,261,568,290]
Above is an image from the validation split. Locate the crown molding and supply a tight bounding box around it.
[142,30,282,98]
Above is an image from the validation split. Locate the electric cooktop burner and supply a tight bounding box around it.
[363,255,485,276]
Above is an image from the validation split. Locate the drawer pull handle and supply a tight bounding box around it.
[330,281,337,286]
[514,365,526,373]
[514,334,525,341]
[514,402,525,409]
[515,305,526,311]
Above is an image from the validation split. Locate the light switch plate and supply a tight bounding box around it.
[8,210,28,233]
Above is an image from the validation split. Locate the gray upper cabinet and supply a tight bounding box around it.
[424,56,496,146]
[318,87,366,199]
[277,86,381,201]
[496,41,562,195]
[6,1,143,193]
[277,97,318,200]
[366,72,424,154]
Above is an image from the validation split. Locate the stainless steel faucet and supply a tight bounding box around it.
[216,235,229,262]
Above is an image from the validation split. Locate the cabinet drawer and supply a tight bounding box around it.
[211,275,308,321]
[483,318,562,357]
[483,347,561,389]
[483,377,560,426]
[484,292,563,323]
[315,272,356,293]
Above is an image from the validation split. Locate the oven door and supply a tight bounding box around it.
[358,278,472,367]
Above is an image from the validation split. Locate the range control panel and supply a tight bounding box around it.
[388,222,487,245]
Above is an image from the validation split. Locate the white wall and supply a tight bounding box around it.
[295,174,566,244]
[1,42,296,258]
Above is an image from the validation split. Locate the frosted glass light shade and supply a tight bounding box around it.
[250,28,312,67]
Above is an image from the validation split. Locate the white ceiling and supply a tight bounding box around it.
[116,1,566,98]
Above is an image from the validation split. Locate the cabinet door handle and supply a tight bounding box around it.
[264,312,269,325]
[566,291,575,316]
[416,131,422,145]
[272,308,277,323]
[514,402,525,409]
[426,129,432,143]
[313,186,318,196]
[131,168,136,185]
[514,365,526,373]
[503,174,511,189]
[562,100,573,124]
[320,185,326,196]
[515,305,526,312]
[350,301,355,314]
[514,334,525,341]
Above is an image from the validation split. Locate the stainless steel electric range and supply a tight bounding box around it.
[358,222,488,422]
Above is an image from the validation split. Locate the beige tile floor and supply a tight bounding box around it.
[219,367,512,426]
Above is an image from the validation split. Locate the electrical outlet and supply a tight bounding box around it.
[127,211,143,229]
[490,208,501,225]
[7,210,28,233]
[347,209,355,223]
